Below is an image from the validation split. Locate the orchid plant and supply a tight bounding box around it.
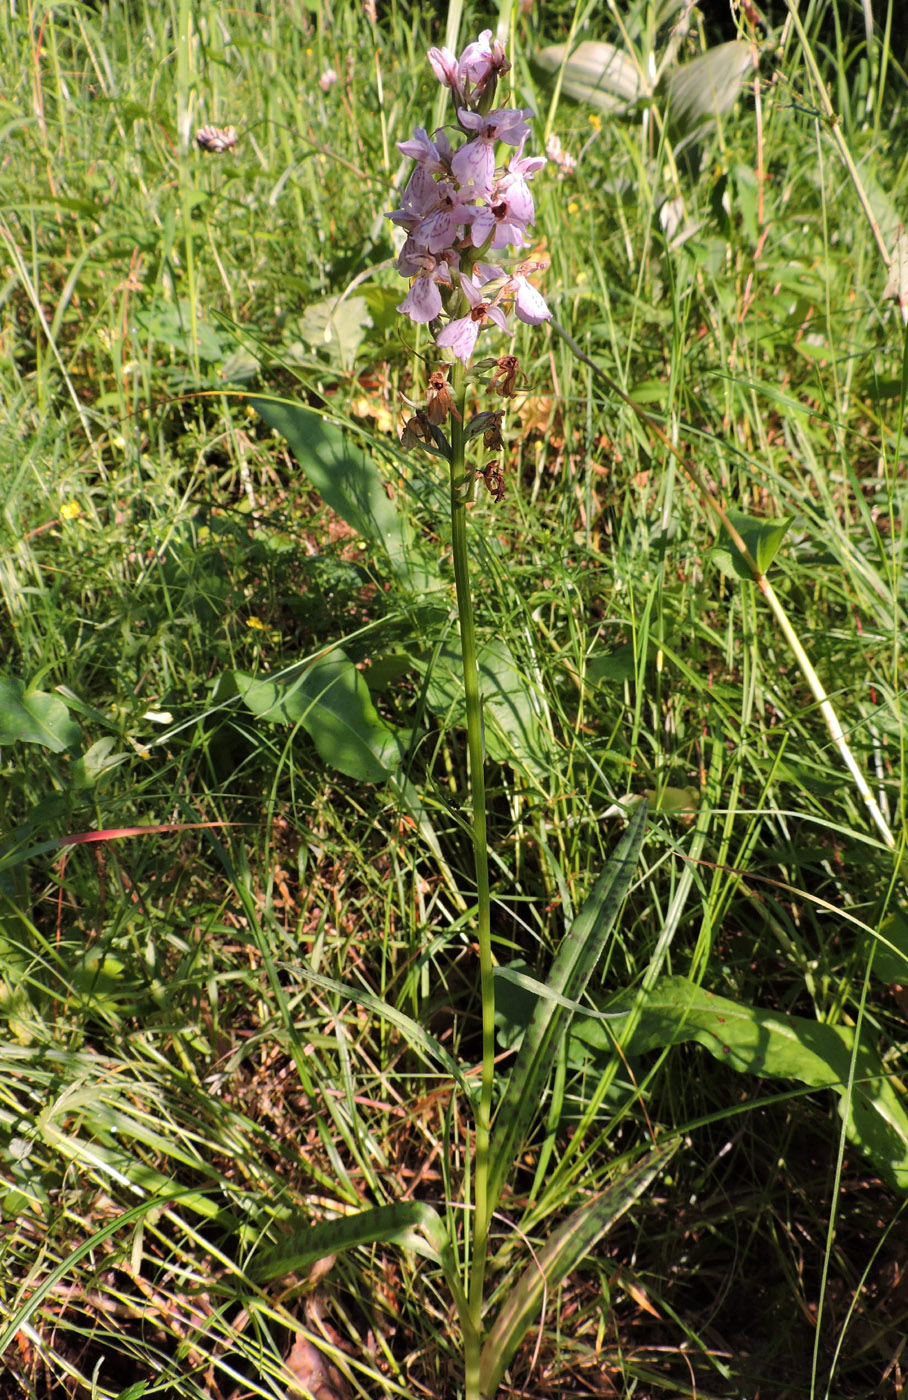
[388,32,554,1383]
[255,31,672,1399]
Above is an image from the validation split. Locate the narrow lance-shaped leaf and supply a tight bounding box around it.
[255,1200,449,1280]
[486,802,647,1216]
[249,397,437,593]
[574,976,908,1191]
[480,1141,677,1397]
[253,1199,473,1337]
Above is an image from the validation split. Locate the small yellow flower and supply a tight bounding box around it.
[588,113,602,131]
[60,500,81,520]
[567,200,580,216]
[246,615,267,631]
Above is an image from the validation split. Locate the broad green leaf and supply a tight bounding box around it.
[298,293,372,368]
[421,638,554,784]
[643,785,699,818]
[714,508,792,580]
[133,298,223,362]
[534,41,645,113]
[481,1141,676,1396]
[487,802,648,1214]
[861,907,908,985]
[574,976,908,1190]
[0,677,82,753]
[249,397,436,591]
[254,1200,448,1280]
[234,650,401,782]
[70,737,128,789]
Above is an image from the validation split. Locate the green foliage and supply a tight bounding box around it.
[233,649,403,782]
[0,676,82,752]
[1,0,907,1396]
[574,976,908,1191]
[488,802,649,1214]
[714,507,794,580]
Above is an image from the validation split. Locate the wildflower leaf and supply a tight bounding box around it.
[248,397,436,592]
[480,1140,677,1396]
[574,976,908,1190]
[487,802,648,1214]
[861,906,908,985]
[297,293,372,369]
[0,677,82,753]
[662,41,753,141]
[714,507,792,580]
[254,1200,450,1280]
[420,638,554,784]
[234,649,401,782]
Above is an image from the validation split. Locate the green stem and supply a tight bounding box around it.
[448,357,495,1399]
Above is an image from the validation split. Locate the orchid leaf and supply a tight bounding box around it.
[234,649,401,782]
[487,802,648,1213]
[249,397,437,592]
[420,638,554,784]
[481,1141,677,1396]
[574,976,908,1190]
[254,1200,449,1280]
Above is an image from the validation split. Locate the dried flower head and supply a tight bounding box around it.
[196,125,238,153]
[426,370,459,425]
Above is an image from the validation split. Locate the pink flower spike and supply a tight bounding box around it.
[451,138,495,196]
[428,44,461,95]
[457,30,494,80]
[436,273,513,364]
[456,30,511,100]
[459,107,533,149]
[388,166,441,232]
[420,188,475,254]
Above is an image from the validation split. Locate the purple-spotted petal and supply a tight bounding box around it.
[513,277,550,324]
[398,276,443,324]
[436,314,481,363]
[451,138,495,195]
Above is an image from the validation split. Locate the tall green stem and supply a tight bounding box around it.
[448,357,495,1399]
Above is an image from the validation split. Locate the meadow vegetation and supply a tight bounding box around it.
[2,1,908,1396]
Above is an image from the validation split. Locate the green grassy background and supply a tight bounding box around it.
[2,1,907,1396]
